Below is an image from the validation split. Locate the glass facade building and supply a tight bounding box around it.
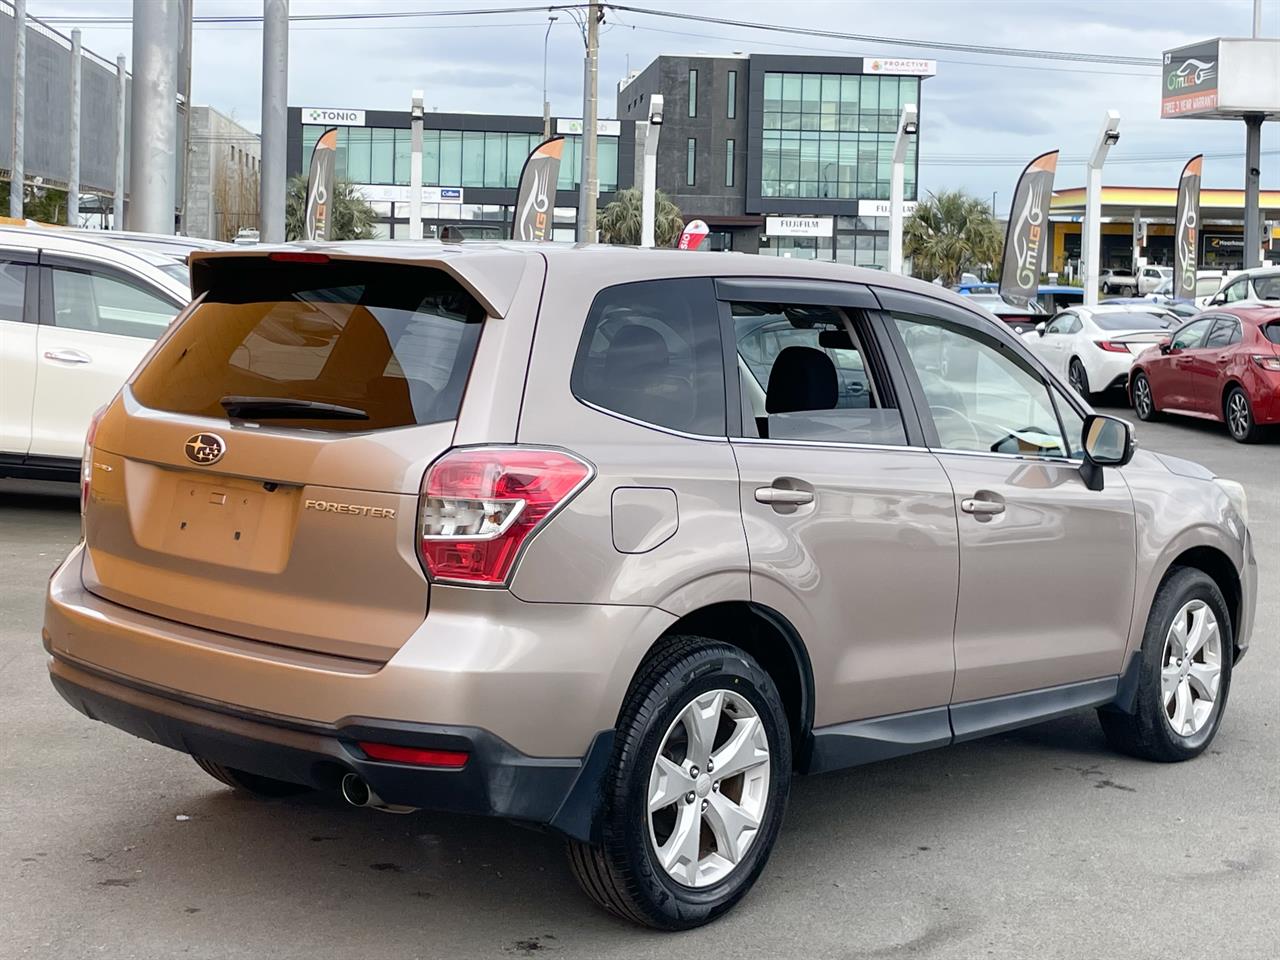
[759,73,918,201]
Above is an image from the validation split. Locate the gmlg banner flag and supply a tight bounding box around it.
[999,149,1059,310]
[1174,155,1203,301]
[512,137,565,241]
[304,128,338,241]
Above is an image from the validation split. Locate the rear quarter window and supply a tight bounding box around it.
[1264,322,1280,346]
[570,278,725,436]
[131,258,485,432]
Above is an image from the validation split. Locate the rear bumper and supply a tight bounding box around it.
[47,653,612,842]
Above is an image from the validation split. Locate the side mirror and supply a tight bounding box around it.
[1210,295,1226,306]
[1158,338,1173,355]
[1079,414,1135,491]
[1035,322,1047,337]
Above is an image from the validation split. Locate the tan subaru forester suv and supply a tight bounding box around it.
[45,244,1256,929]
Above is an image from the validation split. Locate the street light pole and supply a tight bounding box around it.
[640,94,664,248]
[409,89,424,240]
[9,0,26,219]
[542,15,557,141]
[259,0,289,243]
[129,0,181,233]
[1083,110,1120,307]
[889,103,918,275]
[578,1,600,243]
[68,29,82,226]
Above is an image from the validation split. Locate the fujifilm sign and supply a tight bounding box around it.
[302,107,366,127]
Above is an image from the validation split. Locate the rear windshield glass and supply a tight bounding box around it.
[132,258,486,432]
[1093,311,1175,331]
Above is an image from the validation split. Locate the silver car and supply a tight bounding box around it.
[45,244,1256,929]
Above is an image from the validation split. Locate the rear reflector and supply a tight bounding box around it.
[357,742,469,768]
[418,447,593,585]
[267,251,331,263]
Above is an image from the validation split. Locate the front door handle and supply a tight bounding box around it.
[44,349,92,365]
[755,486,814,506]
[961,497,1005,516]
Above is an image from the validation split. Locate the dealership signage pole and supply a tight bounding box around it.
[303,128,337,241]
[641,94,664,248]
[542,15,557,141]
[67,29,82,226]
[1173,155,1203,301]
[578,2,600,242]
[114,55,126,228]
[889,103,918,274]
[1082,110,1120,307]
[259,0,288,243]
[410,89,424,240]
[999,149,1059,309]
[9,0,26,218]
[129,0,181,233]
[512,137,566,241]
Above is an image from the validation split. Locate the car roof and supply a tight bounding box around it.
[0,224,185,269]
[1037,285,1080,293]
[189,240,1000,323]
[1218,304,1280,323]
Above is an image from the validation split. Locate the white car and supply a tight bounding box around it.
[1202,266,1280,308]
[1194,269,1239,308]
[1137,264,1172,295]
[0,228,189,479]
[1023,304,1178,400]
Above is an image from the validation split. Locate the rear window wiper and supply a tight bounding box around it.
[219,396,370,420]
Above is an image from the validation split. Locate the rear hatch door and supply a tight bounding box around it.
[84,251,528,663]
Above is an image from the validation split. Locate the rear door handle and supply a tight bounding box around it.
[961,498,1005,516]
[44,349,92,365]
[755,486,814,506]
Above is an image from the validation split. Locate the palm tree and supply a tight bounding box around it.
[598,188,685,247]
[284,175,377,241]
[904,189,1003,287]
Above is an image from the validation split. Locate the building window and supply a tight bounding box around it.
[687,138,696,186]
[727,70,737,119]
[759,71,920,201]
[725,139,735,187]
[688,69,698,117]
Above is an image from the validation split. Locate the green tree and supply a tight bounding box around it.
[597,187,685,247]
[0,181,71,224]
[904,189,1003,287]
[284,175,377,241]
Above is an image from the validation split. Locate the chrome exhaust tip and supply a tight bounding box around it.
[340,773,417,814]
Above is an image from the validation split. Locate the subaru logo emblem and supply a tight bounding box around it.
[184,433,226,466]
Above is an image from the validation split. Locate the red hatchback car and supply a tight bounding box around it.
[1130,306,1280,442]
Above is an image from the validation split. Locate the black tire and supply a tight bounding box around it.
[567,636,792,930]
[193,756,312,798]
[1098,567,1233,762]
[1068,358,1091,400]
[1118,285,1135,297]
[1131,370,1160,421]
[1224,385,1261,443]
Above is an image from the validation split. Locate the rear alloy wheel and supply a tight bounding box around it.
[1098,567,1232,762]
[1068,358,1091,400]
[193,756,311,798]
[1118,285,1135,297]
[1132,371,1159,421]
[567,637,791,930]
[1225,386,1260,443]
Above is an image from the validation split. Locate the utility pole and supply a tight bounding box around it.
[1083,110,1120,307]
[179,2,193,234]
[578,1,600,242]
[889,103,918,275]
[9,0,26,219]
[68,29,82,226]
[114,55,126,229]
[409,89,424,240]
[542,15,557,141]
[259,0,289,243]
[129,0,181,233]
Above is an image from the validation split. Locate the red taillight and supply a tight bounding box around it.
[357,742,469,768]
[267,251,330,263]
[418,447,592,585]
[81,405,106,516]
[1251,354,1280,372]
[1094,340,1131,353]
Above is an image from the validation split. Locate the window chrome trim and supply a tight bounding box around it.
[930,446,1080,466]
[574,396,730,443]
[731,436,929,454]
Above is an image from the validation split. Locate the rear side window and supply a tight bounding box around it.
[0,260,26,323]
[570,278,726,436]
[48,264,179,339]
[1263,323,1280,345]
[132,258,485,432]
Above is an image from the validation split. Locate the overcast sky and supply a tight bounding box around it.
[25,0,1280,208]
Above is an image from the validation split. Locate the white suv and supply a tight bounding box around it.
[0,228,189,479]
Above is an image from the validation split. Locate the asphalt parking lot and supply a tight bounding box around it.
[2,413,1276,960]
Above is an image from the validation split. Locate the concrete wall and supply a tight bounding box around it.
[186,106,260,240]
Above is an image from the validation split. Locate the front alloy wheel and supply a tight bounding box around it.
[1160,600,1222,738]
